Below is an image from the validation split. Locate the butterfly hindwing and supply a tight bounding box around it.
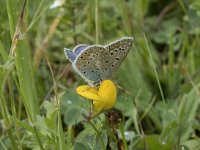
[73,45,111,86]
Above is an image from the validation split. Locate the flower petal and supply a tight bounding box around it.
[76,85,101,101]
[76,80,117,117]
[97,80,117,110]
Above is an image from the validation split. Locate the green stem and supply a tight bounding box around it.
[0,94,17,150]
[7,129,18,150]
[67,126,73,148]
[33,126,44,150]
[169,34,174,87]
[88,121,106,150]
[95,0,99,44]
[177,0,187,14]
[118,122,128,150]
[143,34,166,103]
[45,55,67,149]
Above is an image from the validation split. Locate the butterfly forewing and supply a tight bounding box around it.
[105,37,133,76]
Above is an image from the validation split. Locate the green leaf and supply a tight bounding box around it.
[184,8,200,34]
[159,120,178,144]
[117,130,136,141]
[60,91,87,113]
[135,135,172,150]
[0,41,8,61]
[76,128,107,149]
[74,142,90,150]
[181,139,200,150]
[178,87,199,140]
[42,101,57,118]
[60,91,89,125]
[162,110,177,126]
[64,107,83,125]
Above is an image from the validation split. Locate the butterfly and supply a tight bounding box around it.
[64,37,133,86]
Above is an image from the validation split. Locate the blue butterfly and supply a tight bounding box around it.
[64,37,133,86]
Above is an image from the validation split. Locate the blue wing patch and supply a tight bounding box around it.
[64,48,76,62]
[73,44,88,55]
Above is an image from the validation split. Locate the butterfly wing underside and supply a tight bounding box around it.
[65,37,133,86]
[105,37,133,76]
[73,45,111,86]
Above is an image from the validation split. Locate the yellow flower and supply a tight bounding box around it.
[76,80,117,117]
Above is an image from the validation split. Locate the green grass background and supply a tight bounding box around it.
[0,0,200,149]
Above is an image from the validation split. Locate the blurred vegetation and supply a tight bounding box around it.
[0,0,200,149]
